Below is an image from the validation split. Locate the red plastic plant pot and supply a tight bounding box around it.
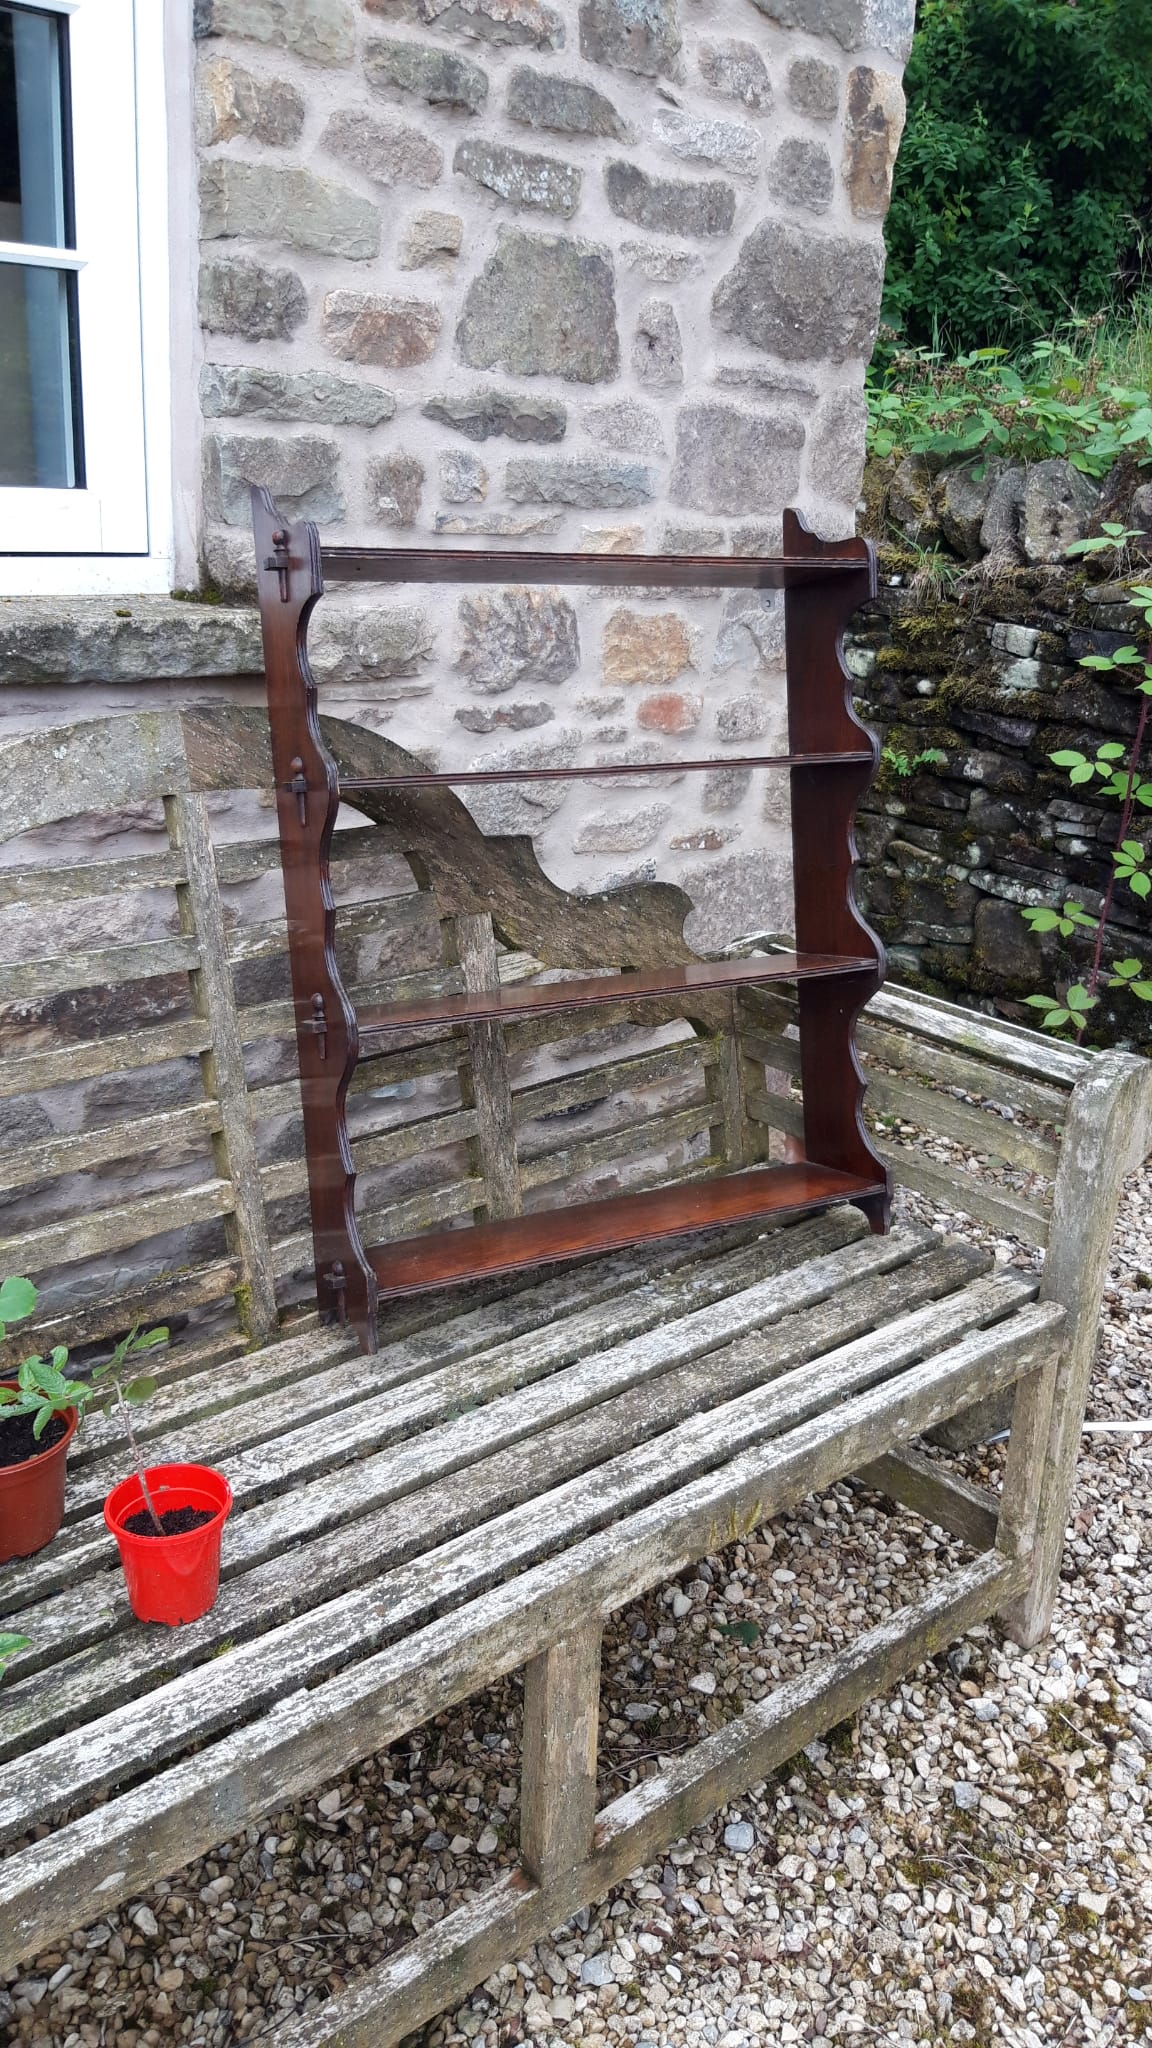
[0,1390,78,1565]
[104,1463,233,1626]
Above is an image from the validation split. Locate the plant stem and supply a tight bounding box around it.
[112,1375,164,1535]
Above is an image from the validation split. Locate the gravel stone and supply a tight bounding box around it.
[506,64,631,139]
[363,36,489,110]
[697,38,772,110]
[605,159,735,237]
[453,137,580,216]
[723,1820,755,1852]
[456,229,619,382]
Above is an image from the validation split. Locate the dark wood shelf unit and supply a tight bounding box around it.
[338,750,874,790]
[346,955,876,1042]
[369,1163,887,1297]
[253,493,892,1354]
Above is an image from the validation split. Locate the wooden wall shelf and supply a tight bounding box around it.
[253,494,891,1354]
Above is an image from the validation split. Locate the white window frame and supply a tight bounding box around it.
[0,0,174,594]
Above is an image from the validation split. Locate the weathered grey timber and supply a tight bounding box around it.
[0,705,1146,2046]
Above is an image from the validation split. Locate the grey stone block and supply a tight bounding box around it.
[199,161,380,259]
[195,56,305,145]
[1023,459,1100,565]
[713,591,786,670]
[505,458,653,507]
[194,0,355,66]
[204,433,344,526]
[605,160,735,237]
[712,219,885,363]
[787,54,839,118]
[198,256,307,340]
[583,400,664,454]
[808,386,868,502]
[308,604,436,685]
[770,136,834,213]
[323,290,442,366]
[439,449,488,501]
[454,700,554,732]
[573,804,671,853]
[200,365,396,426]
[423,388,567,441]
[0,596,265,682]
[321,108,444,189]
[671,404,804,515]
[456,588,580,689]
[453,137,580,216]
[367,452,425,527]
[844,65,906,219]
[652,108,761,177]
[620,240,702,282]
[399,210,465,268]
[697,39,772,111]
[506,65,631,139]
[681,847,791,951]
[743,0,915,62]
[632,299,682,388]
[372,0,564,51]
[464,734,578,830]
[363,37,489,110]
[716,692,772,741]
[938,461,1000,560]
[456,229,619,383]
[432,510,563,534]
[579,0,681,77]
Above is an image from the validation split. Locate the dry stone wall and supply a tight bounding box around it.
[190,0,914,944]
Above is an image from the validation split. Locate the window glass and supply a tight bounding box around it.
[0,4,80,487]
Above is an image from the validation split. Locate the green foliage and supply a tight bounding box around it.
[0,1634,29,1678]
[1023,983,1099,1033]
[884,0,1152,350]
[0,1280,166,1447]
[1114,841,1151,897]
[881,745,947,778]
[866,343,1152,475]
[1022,901,1098,938]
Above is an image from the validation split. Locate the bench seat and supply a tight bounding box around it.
[0,1204,1063,2038]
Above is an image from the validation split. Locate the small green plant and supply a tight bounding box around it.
[1018,578,1152,1039]
[1066,522,1146,560]
[882,744,948,779]
[0,1278,168,1529]
[867,344,1152,477]
[0,1634,29,1679]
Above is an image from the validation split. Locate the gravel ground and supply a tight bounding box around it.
[4,1155,1151,2048]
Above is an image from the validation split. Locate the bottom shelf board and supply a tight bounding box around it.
[368,1161,886,1297]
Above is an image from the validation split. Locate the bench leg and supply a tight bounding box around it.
[520,1621,602,1884]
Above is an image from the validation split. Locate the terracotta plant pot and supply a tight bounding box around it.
[104,1462,232,1625]
[0,1389,78,1564]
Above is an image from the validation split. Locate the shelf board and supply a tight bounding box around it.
[368,1162,885,1296]
[320,546,872,592]
[349,953,875,1041]
[337,750,874,791]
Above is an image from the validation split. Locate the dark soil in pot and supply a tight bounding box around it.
[0,1412,67,1467]
[122,1505,215,1538]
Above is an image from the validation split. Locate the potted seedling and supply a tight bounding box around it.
[0,1276,84,1564]
[0,1633,29,1679]
[0,1279,231,1621]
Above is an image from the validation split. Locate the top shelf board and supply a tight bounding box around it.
[319,546,873,592]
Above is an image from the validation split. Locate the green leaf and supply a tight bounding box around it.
[1131,983,1152,1001]
[1069,765,1095,785]
[0,1278,36,1326]
[1023,993,1060,1009]
[1130,873,1151,898]
[1097,742,1128,760]
[1050,749,1088,767]
[1022,908,1063,932]
[1065,985,1098,1012]
[1041,1010,1072,1031]
[123,1376,157,1405]
[0,1633,30,1674]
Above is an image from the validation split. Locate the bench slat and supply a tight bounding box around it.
[0,934,200,1002]
[0,1100,222,1195]
[0,1177,236,1275]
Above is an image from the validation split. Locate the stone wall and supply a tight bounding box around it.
[178,0,914,943]
[849,483,1152,1049]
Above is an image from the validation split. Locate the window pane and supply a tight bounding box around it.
[0,261,77,486]
[0,5,69,247]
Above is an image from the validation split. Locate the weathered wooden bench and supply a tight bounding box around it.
[0,705,1149,2045]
